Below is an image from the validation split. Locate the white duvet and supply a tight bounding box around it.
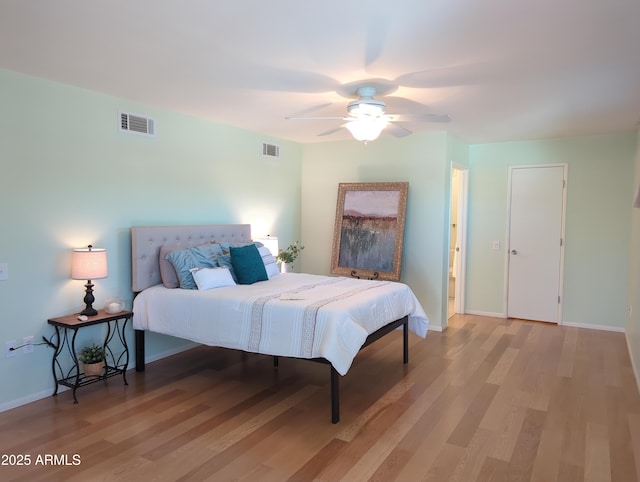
[133,273,429,375]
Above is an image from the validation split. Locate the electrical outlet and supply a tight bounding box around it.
[23,336,34,354]
[5,341,17,358]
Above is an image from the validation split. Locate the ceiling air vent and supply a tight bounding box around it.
[120,112,155,136]
[262,142,280,158]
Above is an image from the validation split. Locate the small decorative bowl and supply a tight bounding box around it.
[104,297,125,314]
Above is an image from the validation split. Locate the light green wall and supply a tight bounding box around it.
[626,129,640,387]
[467,134,636,328]
[300,132,467,331]
[3,65,637,411]
[0,69,302,410]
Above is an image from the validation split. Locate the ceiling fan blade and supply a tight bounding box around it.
[394,62,498,89]
[286,116,348,121]
[318,125,346,137]
[386,122,412,138]
[230,65,339,93]
[384,96,432,113]
[389,113,451,123]
[364,4,392,68]
[288,103,334,117]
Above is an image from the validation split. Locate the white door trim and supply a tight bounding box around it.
[504,163,567,323]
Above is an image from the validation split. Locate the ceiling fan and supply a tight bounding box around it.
[286,86,451,142]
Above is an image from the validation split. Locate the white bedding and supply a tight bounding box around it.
[133,272,428,375]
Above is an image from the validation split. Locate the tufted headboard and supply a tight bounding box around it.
[131,224,252,293]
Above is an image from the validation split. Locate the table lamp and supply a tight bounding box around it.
[71,245,108,316]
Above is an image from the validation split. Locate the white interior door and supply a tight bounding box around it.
[454,168,467,315]
[507,165,566,323]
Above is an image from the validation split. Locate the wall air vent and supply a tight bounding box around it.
[262,142,280,158]
[120,112,155,136]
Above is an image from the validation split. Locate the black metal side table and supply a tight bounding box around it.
[47,309,132,403]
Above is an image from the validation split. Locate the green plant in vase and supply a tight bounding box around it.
[276,241,304,272]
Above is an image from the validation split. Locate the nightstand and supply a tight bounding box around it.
[47,309,132,403]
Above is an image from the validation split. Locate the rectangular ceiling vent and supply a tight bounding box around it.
[262,142,280,158]
[120,112,155,136]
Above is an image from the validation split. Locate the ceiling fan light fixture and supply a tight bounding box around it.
[345,116,388,142]
[347,99,386,117]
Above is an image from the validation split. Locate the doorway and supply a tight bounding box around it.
[506,165,566,323]
[448,166,468,320]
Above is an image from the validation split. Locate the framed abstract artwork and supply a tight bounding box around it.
[330,182,408,281]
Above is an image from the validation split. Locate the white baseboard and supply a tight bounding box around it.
[464,310,507,319]
[0,342,198,414]
[144,342,198,365]
[561,320,625,333]
[0,388,57,413]
[462,312,625,333]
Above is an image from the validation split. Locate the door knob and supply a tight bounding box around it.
[511,249,517,255]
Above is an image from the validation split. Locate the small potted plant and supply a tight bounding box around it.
[78,343,106,378]
[276,241,304,273]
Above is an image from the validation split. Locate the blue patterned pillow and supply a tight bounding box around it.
[216,254,236,282]
[165,244,220,289]
[229,244,268,284]
[190,243,223,265]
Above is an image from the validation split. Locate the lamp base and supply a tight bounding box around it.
[80,306,98,317]
[81,280,98,317]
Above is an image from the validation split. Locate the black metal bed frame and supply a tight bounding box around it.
[135,315,409,424]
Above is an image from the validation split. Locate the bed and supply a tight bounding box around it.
[131,224,429,423]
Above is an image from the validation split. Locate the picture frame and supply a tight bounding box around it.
[330,182,409,281]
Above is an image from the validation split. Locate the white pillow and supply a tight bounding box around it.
[258,246,280,279]
[190,267,236,290]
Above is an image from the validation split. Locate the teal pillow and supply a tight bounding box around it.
[219,241,264,254]
[229,244,268,284]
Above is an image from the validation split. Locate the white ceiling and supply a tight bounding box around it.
[1,0,639,144]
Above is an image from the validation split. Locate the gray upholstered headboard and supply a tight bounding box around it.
[131,224,252,292]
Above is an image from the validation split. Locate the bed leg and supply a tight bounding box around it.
[135,329,145,372]
[331,366,340,424]
[403,318,409,364]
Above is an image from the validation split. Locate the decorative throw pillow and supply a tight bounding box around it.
[218,241,264,255]
[165,249,200,289]
[215,254,237,282]
[229,244,268,284]
[159,245,181,288]
[190,243,224,266]
[190,267,236,290]
[165,243,223,289]
[258,246,279,279]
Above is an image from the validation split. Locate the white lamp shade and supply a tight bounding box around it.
[71,247,108,280]
[345,116,388,141]
[258,236,279,256]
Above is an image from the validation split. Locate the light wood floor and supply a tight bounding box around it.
[2,314,640,481]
